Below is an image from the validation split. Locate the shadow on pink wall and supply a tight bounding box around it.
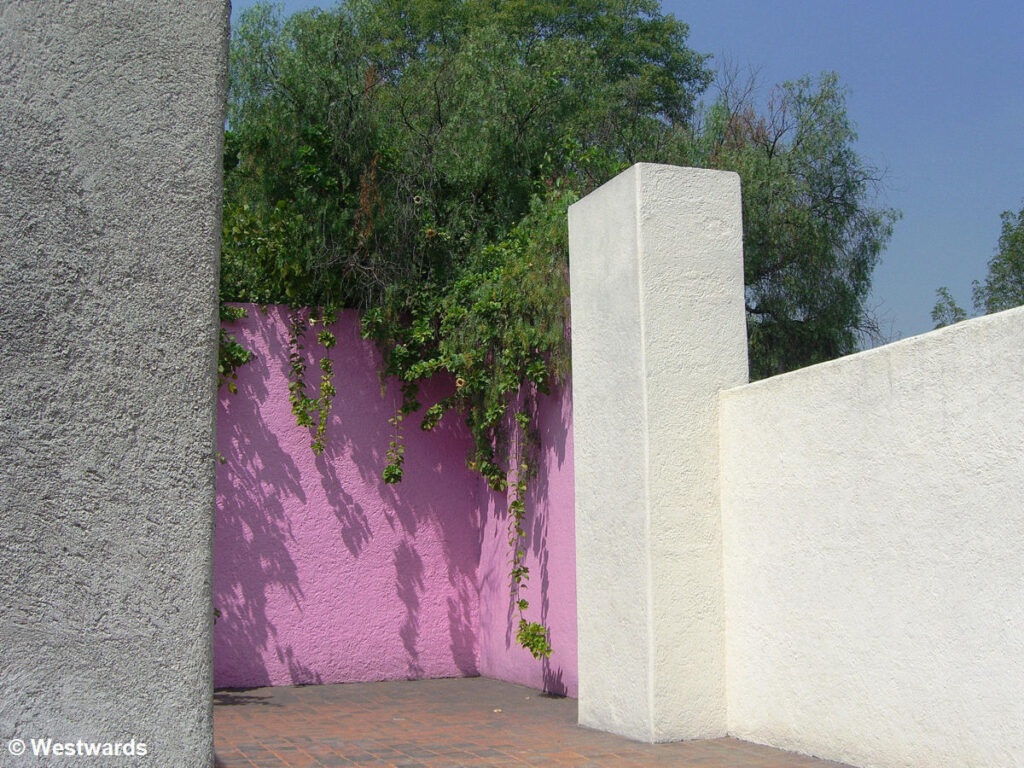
[214,306,575,696]
[477,382,577,696]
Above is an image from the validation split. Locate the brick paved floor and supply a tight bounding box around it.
[214,677,853,768]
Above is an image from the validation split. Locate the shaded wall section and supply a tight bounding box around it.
[214,306,576,692]
[215,307,483,687]
[477,386,578,697]
[0,2,228,765]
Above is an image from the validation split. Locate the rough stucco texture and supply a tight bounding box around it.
[477,386,578,697]
[720,306,1024,768]
[0,2,228,766]
[568,164,747,742]
[214,307,576,695]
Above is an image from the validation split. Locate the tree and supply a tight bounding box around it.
[222,0,710,310]
[973,204,1024,314]
[931,286,967,329]
[931,203,1024,328]
[693,72,899,379]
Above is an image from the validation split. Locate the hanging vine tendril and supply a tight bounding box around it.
[287,307,339,455]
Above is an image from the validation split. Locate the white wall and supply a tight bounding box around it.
[720,306,1024,768]
[569,164,747,742]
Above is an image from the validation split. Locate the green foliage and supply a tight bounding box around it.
[931,203,1024,326]
[973,204,1024,314]
[360,186,574,486]
[694,72,899,379]
[221,0,709,312]
[382,403,407,484]
[517,618,553,660]
[931,286,967,329]
[286,308,338,455]
[218,304,255,394]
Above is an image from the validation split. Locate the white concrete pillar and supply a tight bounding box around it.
[569,164,748,742]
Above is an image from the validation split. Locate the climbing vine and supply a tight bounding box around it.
[359,187,576,658]
[286,308,339,455]
[510,474,552,659]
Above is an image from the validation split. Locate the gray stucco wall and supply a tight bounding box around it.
[0,2,228,765]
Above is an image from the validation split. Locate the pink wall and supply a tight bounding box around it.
[215,307,481,687]
[477,390,578,696]
[214,306,576,695]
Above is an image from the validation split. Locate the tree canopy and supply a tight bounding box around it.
[223,2,897,384]
[692,72,897,378]
[973,205,1024,314]
[222,0,710,309]
[931,203,1024,328]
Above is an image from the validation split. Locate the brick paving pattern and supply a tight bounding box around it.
[214,677,853,768]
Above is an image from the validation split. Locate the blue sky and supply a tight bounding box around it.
[230,0,1024,339]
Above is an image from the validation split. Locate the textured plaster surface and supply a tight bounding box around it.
[0,2,228,765]
[214,307,577,694]
[569,164,747,741]
[477,384,578,697]
[215,308,482,686]
[720,306,1024,768]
